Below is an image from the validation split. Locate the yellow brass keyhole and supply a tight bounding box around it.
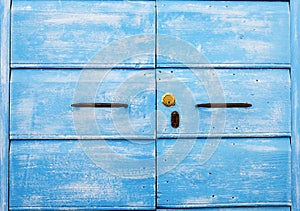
[162,93,176,107]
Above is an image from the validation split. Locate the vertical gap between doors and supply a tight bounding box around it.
[154,0,158,209]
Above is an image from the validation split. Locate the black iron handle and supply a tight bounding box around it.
[196,103,252,108]
[71,103,128,108]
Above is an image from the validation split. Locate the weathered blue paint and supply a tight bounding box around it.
[10,139,156,209]
[10,69,156,139]
[157,1,290,66]
[157,138,291,207]
[4,0,300,210]
[157,69,291,138]
[291,0,300,210]
[157,208,290,211]
[11,0,155,68]
[0,0,10,210]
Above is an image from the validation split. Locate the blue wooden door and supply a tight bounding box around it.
[7,0,295,210]
[9,0,157,209]
[156,1,291,210]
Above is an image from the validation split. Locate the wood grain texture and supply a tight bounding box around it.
[157,1,290,66]
[291,0,300,210]
[157,69,291,138]
[10,69,155,139]
[10,140,155,209]
[157,138,291,207]
[0,0,10,210]
[11,0,155,68]
[8,0,298,210]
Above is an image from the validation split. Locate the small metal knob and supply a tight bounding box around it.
[162,93,176,107]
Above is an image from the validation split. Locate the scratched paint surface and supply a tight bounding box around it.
[157,208,290,211]
[8,0,294,210]
[10,69,156,139]
[11,0,155,68]
[0,0,10,209]
[10,68,290,139]
[157,138,291,207]
[157,1,290,66]
[10,140,155,209]
[157,69,291,138]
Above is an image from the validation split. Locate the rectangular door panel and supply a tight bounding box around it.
[157,1,290,66]
[157,138,291,207]
[157,69,290,138]
[11,0,155,68]
[10,69,155,139]
[10,140,155,210]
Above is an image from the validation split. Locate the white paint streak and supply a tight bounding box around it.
[184,197,213,204]
[213,17,271,34]
[61,181,122,201]
[238,39,273,59]
[161,3,247,16]
[45,14,124,28]
[18,5,32,11]
[243,145,278,152]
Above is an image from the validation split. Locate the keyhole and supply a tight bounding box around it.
[171,111,180,128]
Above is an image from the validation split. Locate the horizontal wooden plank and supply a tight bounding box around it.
[10,207,155,211]
[8,207,291,211]
[10,69,155,139]
[157,207,290,211]
[157,138,291,207]
[11,0,155,67]
[10,139,155,209]
[157,1,290,66]
[157,69,291,137]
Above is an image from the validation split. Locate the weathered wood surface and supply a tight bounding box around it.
[291,0,300,210]
[10,140,155,209]
[8,0,297,210]
[157,208,290,211]
[11,0,155,68]
[10,69,155,139]
[0,0,10,209]
[157,69,291,138]
[157,138,291,207]
[157,1,290,66]
[11,68,291,139]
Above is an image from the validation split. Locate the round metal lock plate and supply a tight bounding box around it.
[162,93,176,107]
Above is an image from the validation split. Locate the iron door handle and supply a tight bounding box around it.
[196,103,252,108]
[71,103,128,108]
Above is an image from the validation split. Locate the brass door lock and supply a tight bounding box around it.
[162,93,176,107]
